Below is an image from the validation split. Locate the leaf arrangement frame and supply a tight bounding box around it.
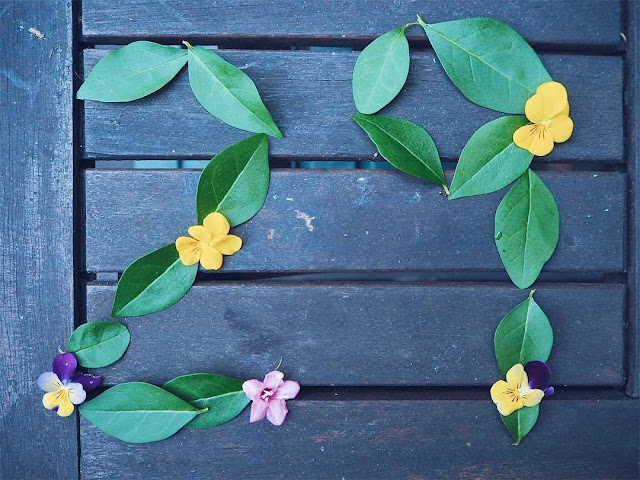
[58,18,577,445]
[352,15,570,443]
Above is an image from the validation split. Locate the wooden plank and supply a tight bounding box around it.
[80,398,639,479]
[81,0,622,49]
[625,0,640,398]
[82,50,623,163]
[84,170,625,274]
[86,282,624,386]
[0,2,77,479]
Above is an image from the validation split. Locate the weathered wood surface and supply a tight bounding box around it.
[81,0,622,50]
[85,169,625,273]
[82,50,623,162]
[81,398,639,479]
[87,282,624,386]
[625,0,639,398]
[0,1,78,479]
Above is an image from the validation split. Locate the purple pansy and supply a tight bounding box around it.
[524,360,554,395]
[37,352,101,417]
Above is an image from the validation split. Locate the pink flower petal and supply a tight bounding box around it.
[242,379,264,401]
[263,371,284,390]
[249,399,268,423]
[37,372,62,392]
[276,380,300,400]
[266,399,288,426]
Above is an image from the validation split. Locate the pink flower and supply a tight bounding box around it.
[242,371,300,426]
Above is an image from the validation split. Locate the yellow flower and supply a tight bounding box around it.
[490,364,545,416]
[513,81,574,156]
[175,212,242,270]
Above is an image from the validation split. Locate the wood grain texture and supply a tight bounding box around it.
[80,398,639,479]
[86,282,624,386]
[82,50,623,162]
[625,0,639,398]
[80,0,623,49]
[84,169,625,273]
[0,1,77,479]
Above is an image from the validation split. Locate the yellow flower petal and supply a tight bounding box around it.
[558,102,569,117]
[490,380,512,405]
[497,399,522,417]
[513,124,537,151]
[200,245,223,270]
[176,237,201,266]
[548,115,574,143]
[203,212,230,237]
[521,388,545,407]
[56,396,75,417]
[188,225,213,243]
[506,364,528,389]
[527,127,555,156]
[42,391,61,410]
[212,235,242,255]
[534,81,569,119]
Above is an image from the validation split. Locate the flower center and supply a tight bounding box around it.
[541,119,551,126]
[505,388,521,403]
[261,388,275,401]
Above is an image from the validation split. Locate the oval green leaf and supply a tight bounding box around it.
[163,373,250,429]
[448,116,533,200]
[77,42,187,102]
[421,18,552,114]
[185,43,282,138]
[495,170,559,289]
[80,382,202,443]
[353,28,410,114]
[111,244,198,318]
[494,291,553,376]
[352,114,446,186]
[501,405,539,446]
[197,133,270,226]
[66,321,130,368]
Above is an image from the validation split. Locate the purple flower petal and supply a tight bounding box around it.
[525,360,551,391]
[544,386,555,396]
[52,353,77,382]
[72,373,101,391]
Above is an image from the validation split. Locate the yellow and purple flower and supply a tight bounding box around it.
[37,353,101,417]
[490,361,554,416]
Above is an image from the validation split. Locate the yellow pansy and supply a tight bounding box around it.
[490,364,545,416]
[175,212,242,270]
[513,81,574,156]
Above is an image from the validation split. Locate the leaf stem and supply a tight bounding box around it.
[182,40,193,49]
[401,21,419,32]
[196,407,209,415]
[416,14,428,29]
[528,289,536,299]
[442,184,450,196]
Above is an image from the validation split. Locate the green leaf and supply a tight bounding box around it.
[495,170,559,289]
[111,244,198,318]
[352,28,410,114]
[163,373,250,429]
[185,43,282,138]
[67,322,130,368]
[352,114,446,186]
[80,382,202,443]
[494,291,553,375]
[420,17,552,114]
[448,116,533,200]
[197,133,270,226]
[501,405,539,445]
[77,41,187,102]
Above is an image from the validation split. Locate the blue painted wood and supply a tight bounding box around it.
[81,398,640,479]
[81,0,623,49]
[0,1,78,478]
